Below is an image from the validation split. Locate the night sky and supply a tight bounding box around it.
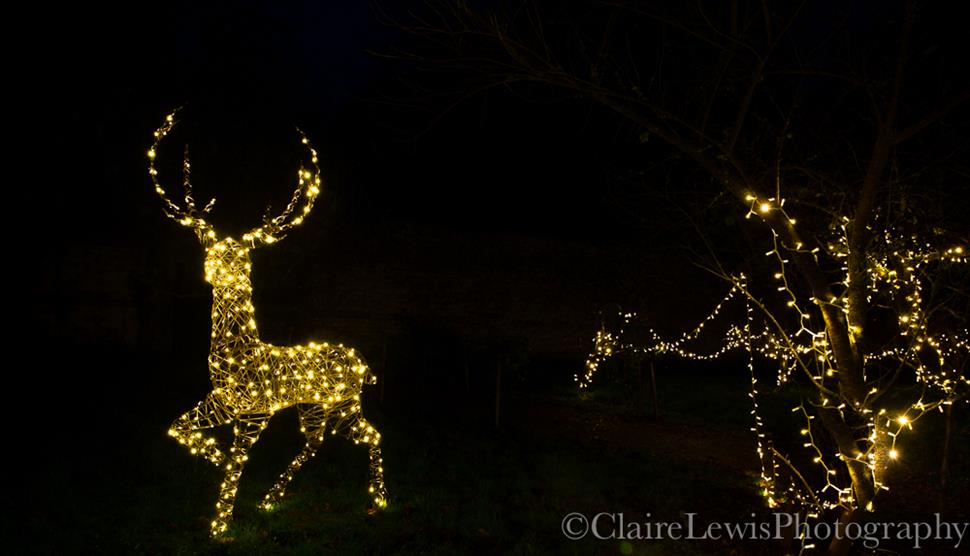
[40,1,625,238]
[13,1,970,553]
[27,0,723,363]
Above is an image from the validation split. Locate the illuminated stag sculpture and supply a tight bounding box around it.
[149,112,387,536]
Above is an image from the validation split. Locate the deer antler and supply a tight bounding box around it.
[148,110,217,242]
[242,128,322,247]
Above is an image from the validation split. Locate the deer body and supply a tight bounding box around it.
[151,112,387,536]
[209,339,373,414]
[204,238,376,414]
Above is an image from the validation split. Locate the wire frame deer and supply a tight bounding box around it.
[148,111,387,536]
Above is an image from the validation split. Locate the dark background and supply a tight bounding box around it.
[21,0,725,420]
[10,1,969,553]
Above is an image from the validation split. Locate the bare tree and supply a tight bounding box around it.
[383,1,970,553]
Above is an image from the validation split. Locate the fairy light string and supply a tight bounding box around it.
[150,111,388,537]
[579,193,968,530]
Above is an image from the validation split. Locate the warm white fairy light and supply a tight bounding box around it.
[580,194,968,529]
[150,111,387,537]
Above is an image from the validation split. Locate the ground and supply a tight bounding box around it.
[12,352,968,555]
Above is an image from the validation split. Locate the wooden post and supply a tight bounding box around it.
[637,358,645,410]
[379,334,388,405]
[494,360,502,429]
[649,361,659,421]
[423,344,430,378]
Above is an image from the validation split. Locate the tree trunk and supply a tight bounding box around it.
[826,508,858,556]
[817,407,875,507]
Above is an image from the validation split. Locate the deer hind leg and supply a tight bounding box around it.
[211,414,269,537]
[168,392,232,467]
[337,408,388,510]
[261,404,328,510]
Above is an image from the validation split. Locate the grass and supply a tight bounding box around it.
[21,417,764,554]
[12,352,967,555]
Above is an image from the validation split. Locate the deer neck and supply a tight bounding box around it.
[209,281,260,349]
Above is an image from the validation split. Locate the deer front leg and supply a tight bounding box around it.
[168,392,232,467]
[261,404,328,511]
[212,414,269,537]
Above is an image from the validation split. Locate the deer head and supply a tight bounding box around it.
[148,110,323,252]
